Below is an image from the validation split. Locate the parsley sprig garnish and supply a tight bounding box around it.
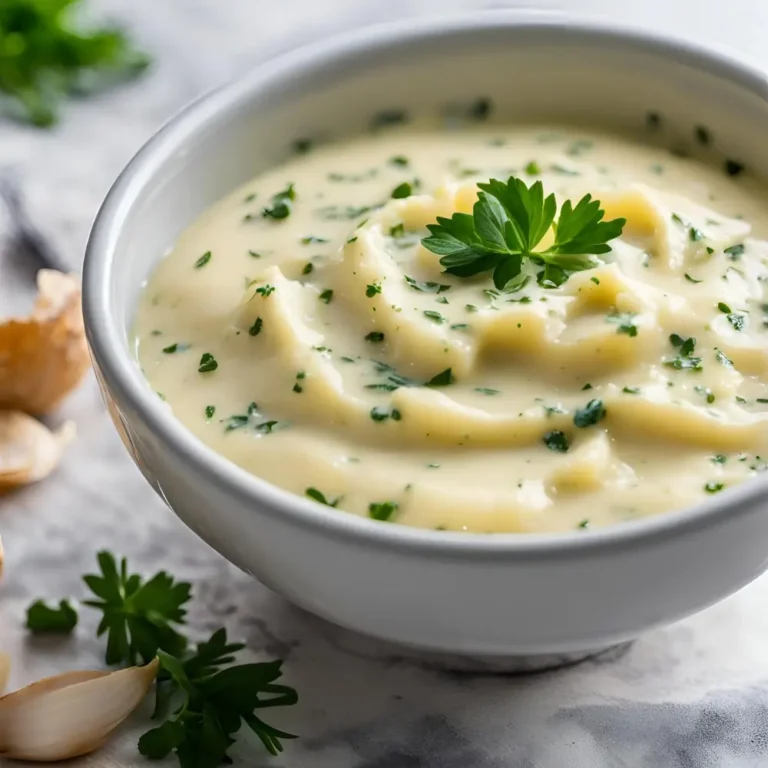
[139,629,298,763]
[25,552,298,767]
[83,551,191,666]
[422,176,625,289]
[0,0,150,127]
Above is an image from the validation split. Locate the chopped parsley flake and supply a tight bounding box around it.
[423,310,446,324]
[390,223,405,238]
[162,343,189,354]
[689,226,704,242]
[262,183,295,220]
[606,312,638,337]
[725,159,744,177]
[316,204,374,220]
[717,301,732,313]
[319,289,334,304]
[664,335,701,371]
[404,275,451,293]
[684,273,703,283]
[573,399,606,428]
[715,348,733,367]
[727,313,746,331]
[543,430,570,452]
[694,385,716,404]
[370,406,401,423]
[366,282,382,298]
[475,387,500,395]
[306,487,341,507]
[725,243,745,259]
[198,353,218,373]
[623,386,640,394]
[248,317,263,337]
[194,251,212,269]
[205,405,215,419]
[302,262,314,275]
[256,420,282,434]
[425,368,453,387]
[368,501,399,521]
[391,181,413,199]
[389,155,409,167]
[255,284,275,298]
[300,235,328,244]
[524,160,541,175]
[365,331,385,343]
[704,481,725,494]
[711,454,727,464]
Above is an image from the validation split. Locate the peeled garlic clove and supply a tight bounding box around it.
[0,411,75,494]
[0,270,90,415]
[0,658,158,761]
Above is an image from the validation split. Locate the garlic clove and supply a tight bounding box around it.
[0,658,158,761]
[0,411,75,494]
[0,270,90,415]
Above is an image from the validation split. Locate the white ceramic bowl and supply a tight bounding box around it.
[83,12,768,663]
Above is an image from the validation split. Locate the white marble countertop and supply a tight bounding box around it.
[3,1,768,765]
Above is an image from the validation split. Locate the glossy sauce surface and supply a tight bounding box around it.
[134,122,768,532]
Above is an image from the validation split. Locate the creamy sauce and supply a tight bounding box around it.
[134,121,768,533]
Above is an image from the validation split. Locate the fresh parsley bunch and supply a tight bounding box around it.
[140,629,298,765]
[0,0,149,126]
[26,552,299,766]
[422,176,626,290]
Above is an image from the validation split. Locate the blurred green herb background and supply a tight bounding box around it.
[0,0,149,127]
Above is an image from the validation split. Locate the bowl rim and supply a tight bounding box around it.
[84,9,768,559]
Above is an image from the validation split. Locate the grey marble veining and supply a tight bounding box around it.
[3,1,768,766]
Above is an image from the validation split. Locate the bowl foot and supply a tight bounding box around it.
[308,611,633,674]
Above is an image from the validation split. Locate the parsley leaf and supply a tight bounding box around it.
[543,430,570,452]
[606,312,638,337]
[0,0,150,127]
[262,184,295,220]
[25,598,78,633]
[369,501,399,521]
[198,353,218,373]
[573,399,606,428]
[194,251,212,269]
[305,487,341,507]
[82,551,191,666]
[404,275,451,293]
[664,335,702,371]
[425,368,454,387]
[422,175,625,290]
[139,629,298,764]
